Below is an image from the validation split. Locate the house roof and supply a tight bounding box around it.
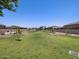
[66,21,79,25]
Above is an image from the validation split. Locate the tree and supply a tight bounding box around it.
[39,26,46,30]
[9,25,22,29]
[0,24,6,28]
[15,28,22,41]
[0,0,18,16]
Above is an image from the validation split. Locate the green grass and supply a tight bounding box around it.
[0,31,79,59]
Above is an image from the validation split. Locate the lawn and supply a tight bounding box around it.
[0,31,79,59]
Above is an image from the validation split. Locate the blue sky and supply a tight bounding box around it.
[0,0,79,27]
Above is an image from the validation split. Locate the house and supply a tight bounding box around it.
[0,29,16,35]
[57,21,79,34]
[0,24,27,35]
[63,21,79,29]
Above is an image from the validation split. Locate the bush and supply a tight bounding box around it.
[15,38,22,41]
[14,28,22,41]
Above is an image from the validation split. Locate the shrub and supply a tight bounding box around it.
[15,28,22,41]
[15,38,22,41]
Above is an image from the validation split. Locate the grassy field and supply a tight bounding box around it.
[0,31,79,59]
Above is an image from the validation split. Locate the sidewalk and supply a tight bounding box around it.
[55,32,79,37]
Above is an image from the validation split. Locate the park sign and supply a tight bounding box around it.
[69,50,79,57]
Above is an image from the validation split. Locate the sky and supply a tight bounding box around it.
[0,0,79,27]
